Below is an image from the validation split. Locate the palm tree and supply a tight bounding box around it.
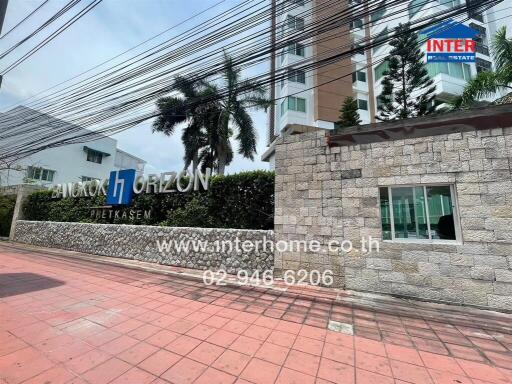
[153,54,270,175]
[153,76,217,171]
[212,53,271,175]
[456,27,512,107]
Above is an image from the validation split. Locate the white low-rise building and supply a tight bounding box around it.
[0,107,145,187]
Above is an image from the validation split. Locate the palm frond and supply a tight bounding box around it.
[232,104,257,159]
[491,26,512,71]
[460,71,501,105]
[152,96,187,135]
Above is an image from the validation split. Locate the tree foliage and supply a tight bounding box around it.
[153,53,271,175]
[377,23,436,121]
[0,194,16,237]
[337,96,361,128]
[23,170,274,230]
[455,26,512,108]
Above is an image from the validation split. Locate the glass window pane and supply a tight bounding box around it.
[48,171,55,182]
[427,186,456,240]
[449,62,464,79]
[391,187,429,239]
[358,70,366,82]
[280,99,286,116]
[375,61,389,80]
[33,167,41,180]
[297,43,304,56]
[41,169,48,181]
[463,64,472,80]
[297,98,306,112]
[379,187,392,240]
[288,97,296,111]
[358,99,368,111]
[414,186,429,239]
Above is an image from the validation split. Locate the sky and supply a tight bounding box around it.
[0,0,271,174]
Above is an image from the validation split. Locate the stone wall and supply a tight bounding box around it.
[274,125,512,311]
[14,221,274,273]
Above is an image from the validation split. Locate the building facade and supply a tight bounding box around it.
[273,105,512,311]
[0,107,146,187]
[264,0,502,166]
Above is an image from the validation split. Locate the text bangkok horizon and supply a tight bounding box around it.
[50,167,211,205]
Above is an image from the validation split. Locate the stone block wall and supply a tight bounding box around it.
[14,221,274,274]
[274,126,512,311]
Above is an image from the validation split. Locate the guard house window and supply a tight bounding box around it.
[86,149,103,164]
[27,166,55,182]
[379,185,459,242]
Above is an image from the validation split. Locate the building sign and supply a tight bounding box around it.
[106,169,136,206]
[423,20,479,63]
[51,168,211,206]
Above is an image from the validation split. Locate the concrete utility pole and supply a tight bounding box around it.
[268,0,276,146]
[0,0,8,89]
[0,0,8,35]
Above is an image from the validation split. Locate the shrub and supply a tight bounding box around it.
[0,194,16,237]
[23,170,274,230]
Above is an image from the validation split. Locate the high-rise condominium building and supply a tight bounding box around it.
[262,0,502,167]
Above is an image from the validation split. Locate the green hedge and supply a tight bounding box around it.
[0,194,16,237]
[23,170,274,230]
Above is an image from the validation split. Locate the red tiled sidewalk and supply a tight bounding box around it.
[0,244,511,384]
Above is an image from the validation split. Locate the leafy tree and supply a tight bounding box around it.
[337,96,361,128]
[153,54,271,175]
[454,26,512,108]
[153,76,218,171]
[210,53,271,175]
[377,23,436,121]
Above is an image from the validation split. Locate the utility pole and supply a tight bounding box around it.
[0,0,8,35]
[0,0,8,90]
[268,0,276,146]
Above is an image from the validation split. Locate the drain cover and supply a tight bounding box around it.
[328,320,354,335]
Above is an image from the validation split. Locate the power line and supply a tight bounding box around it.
[0,0,81,60]
[0,0,503,163]
[1,0,104,74]
[0,0,50,40]
[0,0,228,109]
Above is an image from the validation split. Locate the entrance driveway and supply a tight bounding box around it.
[0,243,511,384]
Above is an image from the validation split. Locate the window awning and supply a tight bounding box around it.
[83,146,111,157]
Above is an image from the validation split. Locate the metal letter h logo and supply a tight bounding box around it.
[106,169,136,206]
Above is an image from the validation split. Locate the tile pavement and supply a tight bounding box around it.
[0,244,511,384]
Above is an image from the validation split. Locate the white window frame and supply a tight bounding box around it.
[27,166,56,183]
[381,183,462,244]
